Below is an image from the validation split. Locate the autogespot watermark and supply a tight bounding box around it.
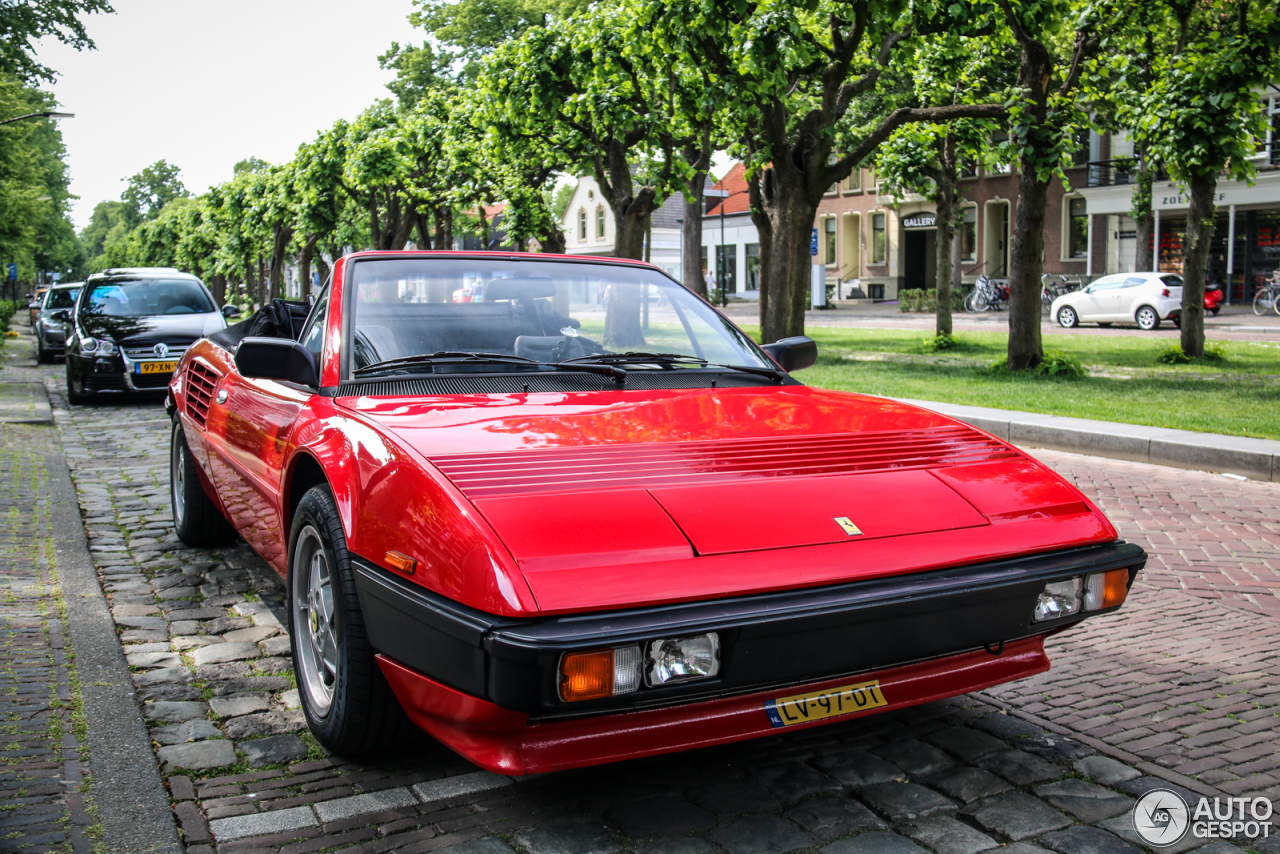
[1133,789,1274,846]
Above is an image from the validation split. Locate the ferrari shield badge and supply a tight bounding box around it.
[834,517,863,536]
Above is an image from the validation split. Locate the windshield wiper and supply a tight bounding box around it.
[564,352,707,366]
[565,352,783,382]
[353,351,627,383]
[353,351,538,377]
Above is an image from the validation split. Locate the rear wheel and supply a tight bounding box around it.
[1056,306,1079,328]
[290,485,412,756]
[1136,306,1160,330]
[170,419,236,547]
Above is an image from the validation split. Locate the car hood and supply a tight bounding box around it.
[79,311,225,345]
[347,386,1115,612]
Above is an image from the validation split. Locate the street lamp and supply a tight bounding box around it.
[0,111,74,126]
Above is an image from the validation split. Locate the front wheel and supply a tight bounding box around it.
[171,419,236,547]
[1136,306,1160,331]
[1254,288,1272,315]
[290,485,412,757]
[65,361,88,405]
[1057,306,1079,328]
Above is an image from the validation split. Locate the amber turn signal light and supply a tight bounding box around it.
[385,551,417,575]
[559,646,641,702]
[1084,568,1129,611]
[560,649,615,702]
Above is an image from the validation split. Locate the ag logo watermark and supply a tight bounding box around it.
[1134,789,1273,845]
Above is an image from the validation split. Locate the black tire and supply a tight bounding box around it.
[1211,307,1220,316]
[36,335,49,364]
[1136,305,1160,331]
[289,484,412,756]
[170,419,237,547]
[1097,322,1112,328]
[1056,306,1079,328]
[65,361,89,405]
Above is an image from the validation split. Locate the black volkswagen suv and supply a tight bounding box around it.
[64,268,238,403]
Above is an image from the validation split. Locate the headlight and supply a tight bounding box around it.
[81,337,98,353]
[80,337,115,355]
[1032,578,1081,622]
[98,340,116,355]
[646,634,720,686]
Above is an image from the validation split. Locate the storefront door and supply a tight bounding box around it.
[902,230,936,291]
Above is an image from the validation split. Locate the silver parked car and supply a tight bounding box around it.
[33,283,82,363]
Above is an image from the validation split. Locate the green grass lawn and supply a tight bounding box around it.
[743,327,1280,439]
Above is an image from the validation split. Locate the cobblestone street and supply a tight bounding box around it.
[4,339,1279,853]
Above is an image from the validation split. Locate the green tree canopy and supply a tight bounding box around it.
[0,0,113,83]
[123,160,189,222]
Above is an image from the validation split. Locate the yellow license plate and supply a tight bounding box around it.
[764,680,887,728]
[137,361,178,374]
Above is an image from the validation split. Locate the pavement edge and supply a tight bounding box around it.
[46,447,184,854]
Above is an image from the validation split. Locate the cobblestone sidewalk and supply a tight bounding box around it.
[24,358,1280,854]
[0,413,96,853]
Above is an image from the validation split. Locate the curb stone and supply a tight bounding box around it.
[46,448,184,854]
[895,397,1280,481]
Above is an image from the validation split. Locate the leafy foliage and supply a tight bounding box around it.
[0,0,113,83]
[991,350,1087,378]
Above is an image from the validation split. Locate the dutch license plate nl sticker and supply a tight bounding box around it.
[764,680,887,728]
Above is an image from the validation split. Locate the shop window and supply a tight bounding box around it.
[825,218,837,265]
[867,170,879,190]
[1067,198,1088,258]
[959,159,978,179]
[871,213,886,264]
[596,207,606,239]
[844,171,861,193]
[960,207,977,262]
[746,244,760,290]
[578,210,587,241]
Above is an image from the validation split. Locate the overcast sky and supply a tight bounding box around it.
[38,0,422,229]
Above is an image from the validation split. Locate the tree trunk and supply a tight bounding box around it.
[537,222,566,254]
[604,211,650,347]
[314,255,331,291]
[683,181,707,296]
[1180,172,1215,357]
[757,165,818,343]
[1132,151,1155,271]
[414,214,430,249]
[210,273,226,306]
[269,224,294,301]
[433,207,453,250]
[1007,168,1049,371]
[299,233,319,298]
[934,132,957,337]
[747,168,773,332]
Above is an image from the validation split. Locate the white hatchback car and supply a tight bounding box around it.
[1052,272,1184,331]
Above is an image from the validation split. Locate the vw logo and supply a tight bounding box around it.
[153,343,169,358]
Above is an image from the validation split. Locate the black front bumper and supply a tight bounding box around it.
[353,541,1146,718]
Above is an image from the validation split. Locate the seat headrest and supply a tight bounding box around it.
[485,277,556,301]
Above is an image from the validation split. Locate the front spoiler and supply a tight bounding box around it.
[376,635,1052,775]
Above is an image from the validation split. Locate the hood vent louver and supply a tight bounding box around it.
[430,425,1019,498]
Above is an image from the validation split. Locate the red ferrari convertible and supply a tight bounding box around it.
[167,251,1144,775]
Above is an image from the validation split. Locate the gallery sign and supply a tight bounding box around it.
[902,213,937,229]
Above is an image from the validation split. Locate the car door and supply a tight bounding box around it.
[204,295,327,570]
[1113,276,1149,320]
[1072,275,1121,321]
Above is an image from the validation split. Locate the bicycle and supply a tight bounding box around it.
[966,274,1008,312]
[1253,273,1280,316]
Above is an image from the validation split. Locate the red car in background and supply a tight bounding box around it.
[167,251,1144,775]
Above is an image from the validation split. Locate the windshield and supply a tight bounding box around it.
[85,279,214,317]
[348,258,769,376]
[47,288,79,309]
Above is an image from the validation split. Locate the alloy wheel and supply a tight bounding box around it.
[171,433,186,531]
[294,525,339,717]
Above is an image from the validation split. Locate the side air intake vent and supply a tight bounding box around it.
[186,361,218,428]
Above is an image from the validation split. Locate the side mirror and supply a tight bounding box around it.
[50,309,70,322]
[27,302,40,310]
[222,304,242,318]
[760,336,818,372]
[234,337,318,387]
